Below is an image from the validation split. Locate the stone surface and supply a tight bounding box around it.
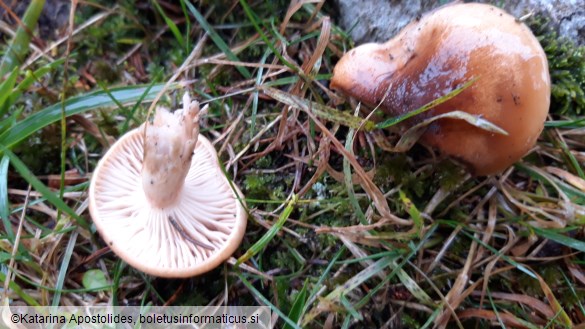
[0,0,70,40]
[333,0,585,45]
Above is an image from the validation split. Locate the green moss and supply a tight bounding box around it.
[256,155,273,169]
[528,16,585,116]
[435,159,466,191]
[243,173,289,203]
[243,173,273,199]
[374,153,426,198]
[400,313,421,328]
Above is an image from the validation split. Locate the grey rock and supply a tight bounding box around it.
[0,0,70,40]
[334,0,585,45]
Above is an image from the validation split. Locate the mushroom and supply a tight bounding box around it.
[330,2,551,175]
[88,94,247,278]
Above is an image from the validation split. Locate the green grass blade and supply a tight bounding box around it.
[237,272,299,329]
[10,59,66,107]
[0,68,19,117]
[376,78,476,129]
[178,0,192,51]
[305,246,346,309]
[554,134,585,179]
[185,1,252,79]
[0,154,13,240]
[0,272,39,306]
[561,271,585,318]
[236,195,297,266]
[393,110,508,152]
[238,0,297,72]
[326,256,394,301]
[0,83,175,151]
[545,117,585,128]
[351,227,437,311]
[251,49,272,138]
[0,60,64,121]
[343,129,367,224]
[51,231,78,306]
[399,190,423,235]
[121,77,161,133]
[392,260,434,305]
[0,110,17,135]
[152,0,185,50]
[533,227,585,253]
[516,163,585,204]
[283,279,309,329]
[0,0,45,76]
[340,294,363,321]
[0,146,90,231]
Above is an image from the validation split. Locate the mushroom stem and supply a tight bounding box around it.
[141,94,201,208]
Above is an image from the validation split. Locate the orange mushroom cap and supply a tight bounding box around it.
[331,3,551,175]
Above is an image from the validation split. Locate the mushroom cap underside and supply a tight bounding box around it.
[89,128,247,278]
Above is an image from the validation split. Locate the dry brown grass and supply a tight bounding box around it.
[1,1,584,328]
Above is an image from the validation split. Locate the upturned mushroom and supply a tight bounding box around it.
[89,94,247,278]
[330,2,551,175]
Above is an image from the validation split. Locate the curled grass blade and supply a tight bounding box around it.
[443,220,537,279]
[393,110,508,152]
[535,271,573,327]
[517,164,585,204]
